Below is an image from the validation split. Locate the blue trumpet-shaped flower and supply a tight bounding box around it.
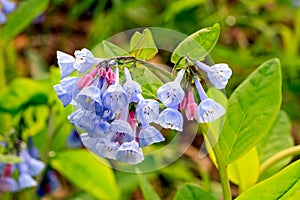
[17,163,37,190]
[123,67,142,103]
[56,51,76,78]
[0,164,18,192]
[107,120,135,143]
[74,48,99,74]
[157,69,185,107]
[138,124,165,147]
[0,0,16,24]
[102,67,128,112]
[195,61,232,89]
[53,77,79,107]
[136,98,159,124]
[80,133,100,153]
[157,108,183,131]
[116,141,144,164]
[20,149,45,177]
[95,138,120,159]
[75,84,102,112]
[194,77,226,123]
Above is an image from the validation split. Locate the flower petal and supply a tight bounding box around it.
[138,125,165,147]
[136,99,159,124]
[197,98,226,123]
[157,108,183,131]
[116,141,144,164]
[57,51,75,78]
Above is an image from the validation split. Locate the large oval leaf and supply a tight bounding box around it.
[174,184,217,200]
[257,110,294,180]
[218,58,282,164]
[92,40,129,58]
[171,23,220,64]
[236,159,300,200]
[50,149,120,200]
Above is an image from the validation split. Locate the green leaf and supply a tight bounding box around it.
[50,149,120,200]
[92,40,129,58]
[0,78,49,114]
[137,171,161,200]
[130,29,158,60]
[228,147,260,192]
[133,63,165,99]
[0,154,22,164]
[2,0,50,40]
[171,23,220,64]
[218,58,282,164]
[256,110,294,180]
[236,159,300,200]
[174,184,217,200]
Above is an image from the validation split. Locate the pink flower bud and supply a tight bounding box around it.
[77,74,94,89]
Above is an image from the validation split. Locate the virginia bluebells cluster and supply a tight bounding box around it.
[54,48,232,164]
[0,138,46,192]
[0,0,16,24]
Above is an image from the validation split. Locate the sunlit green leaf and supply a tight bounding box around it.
[51,149,120,200]
[219,58,282,164]
[0,154,22,164]
[92,40,129,58]
[0,78,49,114]
[174,184,217,200]
[2,0,50,40]
[137,171,161,200]
[171,23,220,64]
[130,29,158,60]
[236,160,300,200]
[257,110,294,180]
[228,147,260,192]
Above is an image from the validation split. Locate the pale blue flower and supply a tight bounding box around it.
[80,133,100,153]
[157,69,185,107]
[95,138,120,159]
[75,85,102,112]
[116,141,144,164]
[0,0,16,13]
[107,120,135,143]
[74,48,101,74]
[136,98,159,124]
[53,77,78,107]
[157,108,183,131]
[138,124,165,147]
[195,61,232,89]
[102,67,128,112]
[123,67,142,103]
[0,177,18,192]
[17,163,37,190]
[68,109,107,135]
[0,11,6,24]
[56,51,75,78]
[194,77,226,123]
[20,149,45,177]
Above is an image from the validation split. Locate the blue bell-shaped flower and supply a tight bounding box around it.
[95,138,120,159]
[56,51,75,78]
[157,108,183,131]
[17,163,37,190]
[136,98,160,124]
[107,120,135,143]
[123,67,142,103]
[195,61,232,89]
[138,124,165,147]
[53,76,79,107]
[115,141,144,164]
[157,69,185,107]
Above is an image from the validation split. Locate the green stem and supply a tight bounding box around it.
[205,126,232,200]
[260,145,300,175]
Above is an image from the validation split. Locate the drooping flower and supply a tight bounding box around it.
[53,77,79,107]
[0,0,16,24]
[195,61,232,89]
[157,108,183,131]
[17,163,37,190]
[102,67,128,112]
[75,84,102,112]
[194,77,226,123]
[138,124,165,147]
[57,51,76,78]
[95,138,120,159]
[115,141,144,164]
[157,69,185,107]
[74,48,100,74]
[20,149,45,177]
[107,120,135,143]
[135,97,159,124]
[184,87,198,121]
[123,67,142,103]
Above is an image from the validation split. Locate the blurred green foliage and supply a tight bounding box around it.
[0,0,300,199]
